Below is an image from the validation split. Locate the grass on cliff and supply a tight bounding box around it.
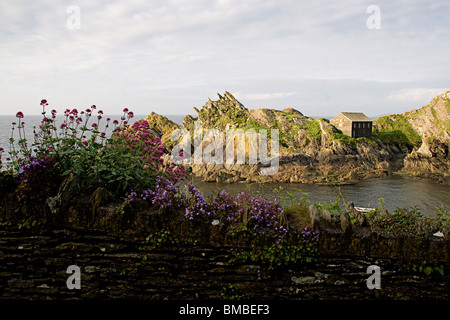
[373,114,422,146]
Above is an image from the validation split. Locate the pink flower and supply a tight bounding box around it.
[16,111,24,118]
[92,123,98,128]
[91,105,97,110]
[51,109,57,114]
[123,108,129,113]
[82,141,89,147]
[60,123,67,129]
[98,110,103,114]
[12,122,16,126]
[113,120,119,125]
[127,111,134,119]
[40,99,48,105]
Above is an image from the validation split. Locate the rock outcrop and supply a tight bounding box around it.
[140,91,449,184]
[375,91,450,183]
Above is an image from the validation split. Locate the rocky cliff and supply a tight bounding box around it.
[144,91,449,184]
[374,91,450,183]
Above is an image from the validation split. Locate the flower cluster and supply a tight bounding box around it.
[211,190,242,223]
[148,176,180,209]
[110,119,186,184]
[301,225,320,242]
[4,100,186,201]
[247,195,288,243]
[124,176,183,210]
[184,184,212,219]
[15,155,61,199]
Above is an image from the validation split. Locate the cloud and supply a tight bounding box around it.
[0,0,449,116]
[388,88,448,102]
[234,92,296,100]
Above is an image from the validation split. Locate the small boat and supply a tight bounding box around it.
[354,207,375,213]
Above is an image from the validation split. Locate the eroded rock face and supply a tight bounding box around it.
[375,91,450,183]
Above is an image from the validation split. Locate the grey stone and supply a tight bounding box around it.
[291,276,315,285]
[377,208,390,218]
[309,204,320,230]
[320,209,333,223]
[340,212,352,233]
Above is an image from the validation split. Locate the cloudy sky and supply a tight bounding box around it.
[0,0,449,118]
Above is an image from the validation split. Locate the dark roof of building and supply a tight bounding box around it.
[338,112,371,122]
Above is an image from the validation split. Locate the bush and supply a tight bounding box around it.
[2,100,186,199]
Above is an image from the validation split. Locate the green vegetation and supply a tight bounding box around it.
[330,132,357,147]
[373,114,422,146]
[410,260,444,277]
[305,119,322,141]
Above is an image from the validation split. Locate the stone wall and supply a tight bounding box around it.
[1,228,449,300]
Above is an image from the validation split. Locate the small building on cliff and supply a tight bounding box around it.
[330,112,372,138]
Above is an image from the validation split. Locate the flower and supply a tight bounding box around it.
[92,123,98,128]
[123,108,129,113]
[40,99,48,105]
[16,111,24,118]
[82,141,89,147]
[113,120,119,125]
[98,110,103,114]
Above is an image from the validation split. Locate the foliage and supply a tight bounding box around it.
[410,260,444,277]
[15,155,62,200]
[124,182,320,270]
[2,100,185,199]
[433,204,450,228]
[373,114,421,146]
[230,226,319,268]
[314,193,345,214]
[365,205,443,236]
[306,119,322,141]
[221,283,242,300]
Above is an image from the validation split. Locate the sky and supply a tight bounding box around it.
[0,0,449,118]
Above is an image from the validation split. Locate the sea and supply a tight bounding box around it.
[1,114,449,216]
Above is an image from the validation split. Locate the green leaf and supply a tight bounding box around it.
[62,169,72,176]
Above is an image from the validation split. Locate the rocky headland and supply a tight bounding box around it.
[147,91,450,185]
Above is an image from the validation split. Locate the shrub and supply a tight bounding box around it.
[3,100,185,199]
